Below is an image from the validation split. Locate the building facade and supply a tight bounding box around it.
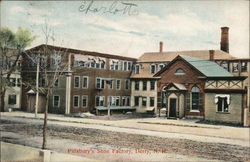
[130,27,249,125]
[21,44,136,114]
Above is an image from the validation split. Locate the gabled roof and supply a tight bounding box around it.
[180,55,233,77]
[138,50,237,63]
[155,55,233,78]
[25,44,137,61]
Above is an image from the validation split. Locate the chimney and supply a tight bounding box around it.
[209,50,215,60]
[220,27,229,53]
[159,41,163,53]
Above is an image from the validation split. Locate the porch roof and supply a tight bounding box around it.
[173,83,187,90]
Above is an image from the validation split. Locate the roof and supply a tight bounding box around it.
[25,44,137,61]
[138,50,237,63]
[173,83,187,90]
[179,55,233,77]
[130,63,161,79]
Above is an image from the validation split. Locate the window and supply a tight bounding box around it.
[96,96,105,106]
[115,62,119,70]
[54,79,59,87]
[107,79,113,89]
[232,62,238,72]
[142,97,147,107]
[8,95,16,105]
[150,81,155,90]
[90,60,95,68]
[215,95,229,113]
[221,62,228,71]
[128,62,132,71]
[17,78,21,87]
[134,96,139,106]
[125,80,130,89]
[74,60,85,67]
[96,62,100,68]
[9,78,16,87]
[122,61,132,71]
[73,96,79,107]
[150,97,155,107]
[82,95,88,107]
[158,64,165,71]
[123,61,128,71]
[134,64,140,74]
[74,76,80,88]
[191,86,200,111]
[241,62,247,72]
[109,96,120,106]
[150,64,156,74]
[53,95,60,107]
[143,81,147,91]
[175,68,185,75]
[39,77,45,87]
[100,61,105,69]
[116,79,121,90]
[122,96,130,106]
[82,76,88,88]
[96,78,105,89]
[135,81,139,91]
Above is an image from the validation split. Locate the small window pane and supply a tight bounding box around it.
[150,97,154,107]
[73,96,79,107]
[175,68,185,75]
[143,81,147,91]
[8,95,16,105]
[134,96,139,106]
[142,97,147,106]
[232,63,238,72]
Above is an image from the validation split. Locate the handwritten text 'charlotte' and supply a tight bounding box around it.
[79,0,139,16]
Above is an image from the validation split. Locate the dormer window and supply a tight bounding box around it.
[134,64,140,74]
[175,68,185,75]
[150,64,156,74]
[158,64,165,71]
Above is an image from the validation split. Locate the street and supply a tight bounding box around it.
[1,112,250,161]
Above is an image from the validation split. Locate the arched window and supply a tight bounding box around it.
[191,86,200,111]
[175,68,185,75]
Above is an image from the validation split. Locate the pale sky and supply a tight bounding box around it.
[1,0,249,58]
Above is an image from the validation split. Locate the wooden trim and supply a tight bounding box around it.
[204,89,246,93]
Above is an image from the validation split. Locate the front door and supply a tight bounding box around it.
[169,98,176,117]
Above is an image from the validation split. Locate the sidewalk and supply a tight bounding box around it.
[1,141,100,162]
[1,111,250,145]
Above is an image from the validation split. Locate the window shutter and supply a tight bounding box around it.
[157,92,162,108]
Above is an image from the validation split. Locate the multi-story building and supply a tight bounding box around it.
[21,44,136,114]
[130,27,249,125]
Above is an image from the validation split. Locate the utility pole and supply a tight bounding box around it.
[65,54,71,114]
[35,54,40,117]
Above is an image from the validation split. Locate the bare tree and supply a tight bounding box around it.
[23,23,69,149]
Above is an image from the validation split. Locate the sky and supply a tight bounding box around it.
[1,0,249,58]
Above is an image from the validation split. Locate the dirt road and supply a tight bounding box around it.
[1,118,250,161]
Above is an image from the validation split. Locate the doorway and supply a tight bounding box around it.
[169,98,176,118]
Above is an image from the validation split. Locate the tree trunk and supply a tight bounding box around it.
[42,94,49,149]
[0,88,6,112]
